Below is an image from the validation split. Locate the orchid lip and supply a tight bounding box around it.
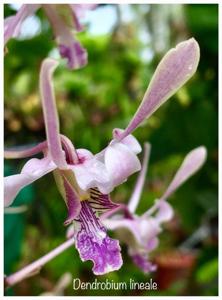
[74,200,123,275]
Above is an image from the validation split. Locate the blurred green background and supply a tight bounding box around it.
[4,4,218,296]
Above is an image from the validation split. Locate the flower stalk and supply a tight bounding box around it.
[5,238,74,289]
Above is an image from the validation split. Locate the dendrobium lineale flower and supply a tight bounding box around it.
[4,4,96,69]
[4,38,200,274]
[101,144,207,273]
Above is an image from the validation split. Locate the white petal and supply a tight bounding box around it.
[105,142,141,187]
[113,128,142,154]
[154,199,174,223]
[4,174,32,207]
[71,158,112,194]
[4,156,56,207]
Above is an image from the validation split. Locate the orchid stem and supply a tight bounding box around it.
[5,238,74,289]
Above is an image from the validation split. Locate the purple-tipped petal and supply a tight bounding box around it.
[59,42,87,69]
[74,201,123,275]
[43,4,87,69]
[4,4,40,45]
[118,38,200,140]
[4,155,56,207]
[104,142,141,187]
[40,58,67,169]
[128,143,151,213]
[162,146,207,200]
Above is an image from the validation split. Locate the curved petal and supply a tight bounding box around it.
[69,149,113,194]
[142,198,174,223]
[118,38,200,140]
[70,158,112,194]
[4,155,56,207]
[76,148,94,161]
[104,142,141,187]
[154,199,174,223]
[4,174,33,207]
[40,58,67,169]
[113,128,142,154]
[4,4,40,45]
[162,146,207,200]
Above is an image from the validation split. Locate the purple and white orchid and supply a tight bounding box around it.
[4,38,200,274]
[4,4,96,69]
[101,144,207,273]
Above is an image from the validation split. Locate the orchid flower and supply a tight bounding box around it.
[4,4,96,69]
[101,144,207,273]
[4,38,200,274]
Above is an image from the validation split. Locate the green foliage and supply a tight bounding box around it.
[196,258,218,284]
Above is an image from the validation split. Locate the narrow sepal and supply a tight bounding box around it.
[119,38,200,140]
[40,58,67,169]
